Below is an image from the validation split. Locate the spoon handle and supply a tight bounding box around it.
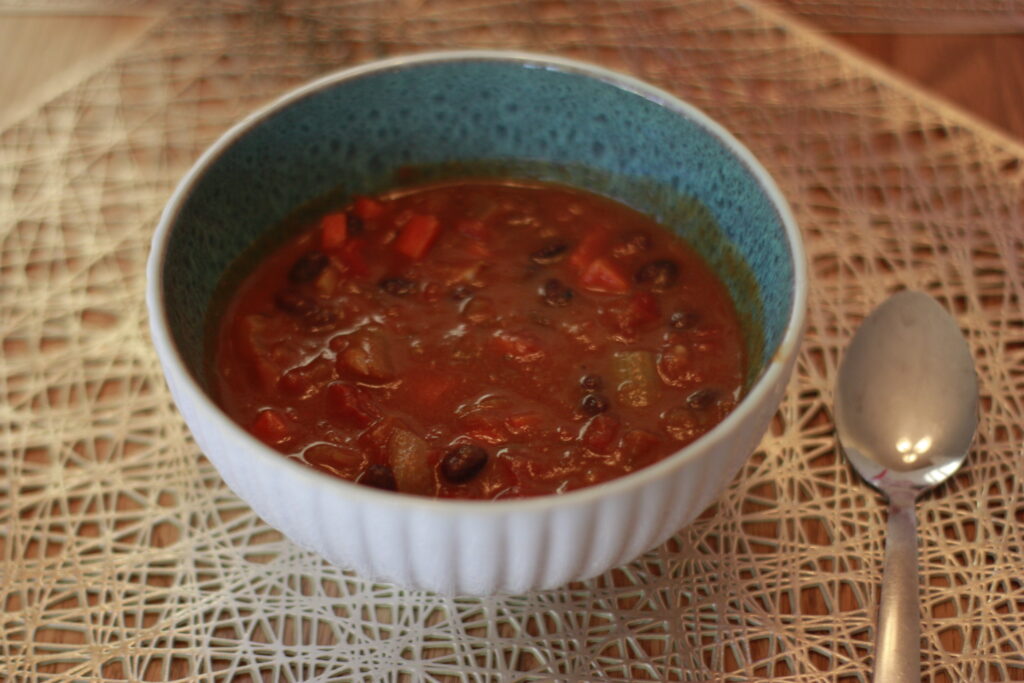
[873,499,921,683]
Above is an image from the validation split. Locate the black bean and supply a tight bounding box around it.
[530,241,569,265]
[345,211,365,236]
[541,278,573,307]
[669,310,700,330]
[441,444,488,484]
[379,277,418,296]
[581,392,610,415]
[287,250,328,283]
[579,374,603,391]
[635,259,680,292]
[686,388,719,410]
[360,463,397,491]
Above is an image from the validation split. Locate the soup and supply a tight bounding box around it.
[212,180,745,499]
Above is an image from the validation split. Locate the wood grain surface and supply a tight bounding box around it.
[1,12,1022,141]
[837,33,1024,142]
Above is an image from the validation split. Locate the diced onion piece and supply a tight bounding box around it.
[611,350,660,408]
[568,230,607,272]
[579,257,630,293]
[303,443,366,479]
[235,315,280,391]
[387,426,436,495]
[337,328,394,383]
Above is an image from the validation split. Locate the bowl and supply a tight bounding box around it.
[146,50,806,595]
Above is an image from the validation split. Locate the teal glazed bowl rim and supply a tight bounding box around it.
[147,50,807,516]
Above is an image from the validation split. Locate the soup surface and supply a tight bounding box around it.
[213,180,746,499]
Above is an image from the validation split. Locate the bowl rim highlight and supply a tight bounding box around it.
[146,49,807,516]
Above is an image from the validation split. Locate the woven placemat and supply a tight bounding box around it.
[2,1,1023,680]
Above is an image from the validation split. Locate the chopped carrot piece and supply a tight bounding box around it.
[358,416,397,456]
[352,196,384,220]
[252,409,290,445]
[395,213,441,260]
[339,238,368,276]
[319,212,348,249]
[580,257,630,293]
[327,382,380,428]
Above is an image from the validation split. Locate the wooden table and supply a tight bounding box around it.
[2,2,1023,681]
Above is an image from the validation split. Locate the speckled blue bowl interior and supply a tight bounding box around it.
[162,56,795,389]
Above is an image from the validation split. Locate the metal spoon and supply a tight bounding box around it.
[834,290,978,683]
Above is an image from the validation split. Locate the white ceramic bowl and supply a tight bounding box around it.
[147,51,806,595]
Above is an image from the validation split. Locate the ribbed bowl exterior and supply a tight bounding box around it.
[157,342,797,594]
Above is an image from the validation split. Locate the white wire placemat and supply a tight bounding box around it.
[2,1,1023,680]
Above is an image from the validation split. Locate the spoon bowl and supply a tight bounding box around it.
[835,290,978,683]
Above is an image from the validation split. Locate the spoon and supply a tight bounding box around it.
[834,290,978,683]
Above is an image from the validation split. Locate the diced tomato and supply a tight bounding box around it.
[504,413,543,438]
[626,291,660,325]
[580,257,630,293]
[352,196,384,220]
[490,330,545,363]
[580,414,620,454]
[319,212,348,249]
[606,290,661,335]
[568,229,608,272]
[620,429,662,467]
[327,382,380,428]
[460,414,508,445]
[464,241,491,259]
[338,237,368,276]
[252,409,290,445]
[394,213,441,261]
[456,218,488,241]
[404,370,457,406]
